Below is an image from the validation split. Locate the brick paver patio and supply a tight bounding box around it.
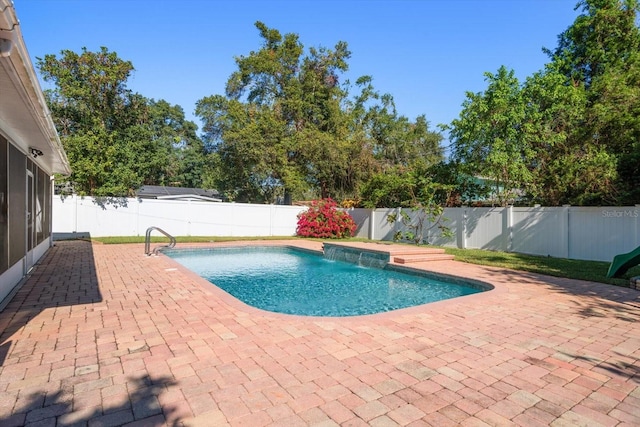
[0,240,638,426]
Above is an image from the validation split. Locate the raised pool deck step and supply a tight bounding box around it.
[392,252,455,264]
[384,246,455,263]
[386,247,449,256]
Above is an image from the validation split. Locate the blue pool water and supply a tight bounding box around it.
[165,246,484,317]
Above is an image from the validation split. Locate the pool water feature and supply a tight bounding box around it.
[165,246,488,317]
[323,244,388,269]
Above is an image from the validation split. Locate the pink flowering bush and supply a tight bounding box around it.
[296,198,357,238]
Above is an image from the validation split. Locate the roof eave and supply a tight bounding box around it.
[0,0,71,176]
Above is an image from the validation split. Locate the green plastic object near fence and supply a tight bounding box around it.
[606,245,640,278]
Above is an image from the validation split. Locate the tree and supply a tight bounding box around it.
[200,21,365,202]
[522,67,618,205]
[547,0,640,88]
[145,100,208,188]
[447,66,533,206]
[38,47,143,195]
[359,171,415,209]
[427,161,489,207]
[366,97,443,172]
[197,22,443,204]
[39,47,140,135]
[38,47,206,196]
[545,0,640,204]
[444,1,640,206]
[196,95,291,202]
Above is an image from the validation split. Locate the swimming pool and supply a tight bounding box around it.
[165,246,487,317]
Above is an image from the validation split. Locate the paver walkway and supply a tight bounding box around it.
[0,240,638,427]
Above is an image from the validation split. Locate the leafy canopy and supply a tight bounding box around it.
[197,22,443,204]
[38,47,210,196]
[447,0,640,206]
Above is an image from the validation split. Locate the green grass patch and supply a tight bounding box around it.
[90,235,378,245]
[443,247,638,287]
[90,235,300,244]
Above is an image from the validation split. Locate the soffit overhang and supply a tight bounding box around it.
[0,0,71,176]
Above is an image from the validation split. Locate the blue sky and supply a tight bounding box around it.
[16,0,579,141]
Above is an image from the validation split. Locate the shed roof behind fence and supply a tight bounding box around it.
[136,185,222,202]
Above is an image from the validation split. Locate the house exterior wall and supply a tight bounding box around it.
[0,135,6,273]
[7,142,26,267]
[0,133,54,305]
[0,0,70,308]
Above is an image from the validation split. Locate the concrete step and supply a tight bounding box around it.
[387,247,448,256]
[393,253,455,264]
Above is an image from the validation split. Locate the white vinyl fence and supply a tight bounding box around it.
[53,195,306,238]
[53,196,640,262]
[350,206,640,262]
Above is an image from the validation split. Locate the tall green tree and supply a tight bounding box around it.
[39,47,148,195]
[227,21,353,201]
[39,47,140,135]
[38,47,206,196]
[344,75,443,174]
[587,51,640,203]
[545,0,640,204]
[365,96,443,172]
[145,100,208,188]
[445,0,640,206]
[197,22,416,203]
[522,67,618,205]
[547,0,640,88]
[196,95,290,202]
[447,66,533,206]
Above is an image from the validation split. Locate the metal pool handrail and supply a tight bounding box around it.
[145,226,176,256]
